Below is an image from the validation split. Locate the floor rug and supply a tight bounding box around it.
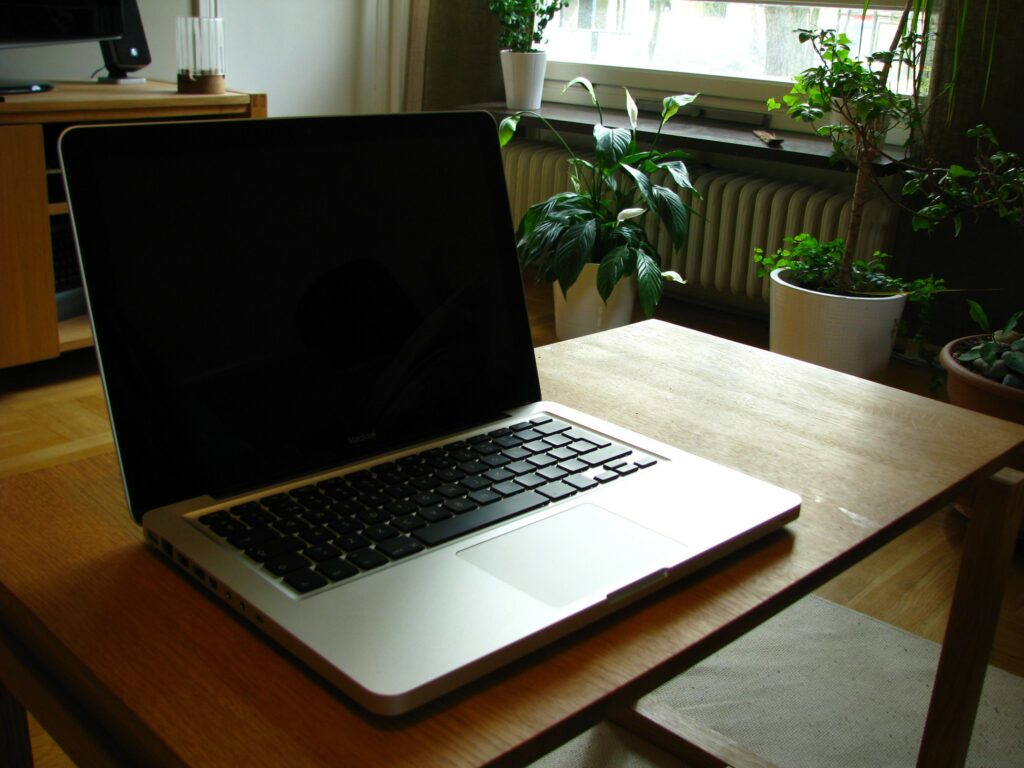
[533,595,1023,767]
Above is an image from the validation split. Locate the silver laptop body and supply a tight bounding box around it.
[60,112,800,715]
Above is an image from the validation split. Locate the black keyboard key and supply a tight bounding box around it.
[527,453,558,469]
[559,458,589,474]
[534,419,571,436]
[365,524,400,542]
[636,455,658,469]
[580,444,632,467]
[272,517,308,535]
[377,537,425,560]
[265,552,312,577]
[492,480,524,496]
[418,506,453,523]
[317,557,359,582]
[327,517,363,536]
[297,526,334,546]
[538,465,568,481]
[443,498,478,514]
[565,473,599,492]
[303,543,343,562]
[460,475,491,491]
[285,569,329,594]
[595,470,619,484]
[335,533,372,552]
[468,489,502,505]
[227,526,277,550]
[393,513,426,532]
[414,490,548,546]
[246,536,303,562]
[537,481,576,501]
[515,473,546,489]
[483,467,515,483]
[349,548,389,570]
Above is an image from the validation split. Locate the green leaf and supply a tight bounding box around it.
[635,250,664,318]
[619,163,654,208]
[767,97,781,111]
[1005,351,1024,376]
[596,245,631,301]
[657,159,694,193]
[553,219,597,296]
[948,164,976,179]
[498,114,520,147]
[1004,311,1023,335]
[967,299,990,332]
[650,186,689,248]
[594,125,632,169]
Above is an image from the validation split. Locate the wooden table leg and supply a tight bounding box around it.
[917,467,1024,768]
[1,680,33,768]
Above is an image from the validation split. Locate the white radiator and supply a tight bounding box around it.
[502,140,896,304]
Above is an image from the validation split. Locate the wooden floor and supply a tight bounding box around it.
[3,286,1022,767]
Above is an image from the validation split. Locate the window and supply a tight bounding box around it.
[543,1,916,123]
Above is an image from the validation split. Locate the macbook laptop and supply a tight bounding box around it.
[59,111,800,715]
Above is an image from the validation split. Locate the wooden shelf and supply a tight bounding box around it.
[58,315,93,352]
[0,80,266,369]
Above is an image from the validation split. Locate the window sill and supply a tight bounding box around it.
[467,101,896,174]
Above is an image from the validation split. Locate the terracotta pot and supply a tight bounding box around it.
[940,335,1024,425]
[940,336,1024,544]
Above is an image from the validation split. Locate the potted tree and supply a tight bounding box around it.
[487,0,568,111]
[755,12,939,379]
[498,77,696,339]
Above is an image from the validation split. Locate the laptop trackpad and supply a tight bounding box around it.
[457,503,688,608]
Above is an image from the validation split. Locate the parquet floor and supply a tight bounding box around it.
[3,285,1022,767]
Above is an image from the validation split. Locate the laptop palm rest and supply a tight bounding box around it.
[457,503,688,608]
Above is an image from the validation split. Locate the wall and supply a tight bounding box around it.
[0,0,360,116]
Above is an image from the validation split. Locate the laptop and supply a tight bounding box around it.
[59,111,800,715]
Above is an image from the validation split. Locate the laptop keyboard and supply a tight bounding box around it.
[195,416,657,595]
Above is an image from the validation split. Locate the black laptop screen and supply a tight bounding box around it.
[60,113,541,520]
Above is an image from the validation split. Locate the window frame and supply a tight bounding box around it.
[541,0,914,132]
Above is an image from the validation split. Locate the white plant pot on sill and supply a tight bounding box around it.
[554,262,636,340]
[769,268,906,380]
[500,50,546,111]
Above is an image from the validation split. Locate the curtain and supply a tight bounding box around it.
[356,0,412,113]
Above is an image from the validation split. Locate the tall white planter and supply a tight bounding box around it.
[554,263,636,340]
[500,50,546,111]
[769,268,906,380]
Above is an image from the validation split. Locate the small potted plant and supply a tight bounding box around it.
[487,0,569,110]
[499,76,696,339]
[941,301,1024,423]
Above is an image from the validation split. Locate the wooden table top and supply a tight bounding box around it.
[2,320,1022,767]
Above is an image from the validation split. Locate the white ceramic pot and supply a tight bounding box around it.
[499,50,546,111]
[769,268,906,380]
[553,263,636,340]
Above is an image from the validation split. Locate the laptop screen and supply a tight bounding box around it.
[61,112,541,520]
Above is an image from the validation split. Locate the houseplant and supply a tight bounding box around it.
[498,76,695,338]
[755,11,938,378]
[487,0,568,111]
[940,302,1024,423]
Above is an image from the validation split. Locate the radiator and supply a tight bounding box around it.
[502,140,896,305]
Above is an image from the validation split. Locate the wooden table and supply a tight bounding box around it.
[2,321,1022,767]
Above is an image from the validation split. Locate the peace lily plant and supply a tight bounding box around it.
[498,76,697,318]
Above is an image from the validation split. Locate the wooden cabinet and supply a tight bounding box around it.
[0,81,267,368]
